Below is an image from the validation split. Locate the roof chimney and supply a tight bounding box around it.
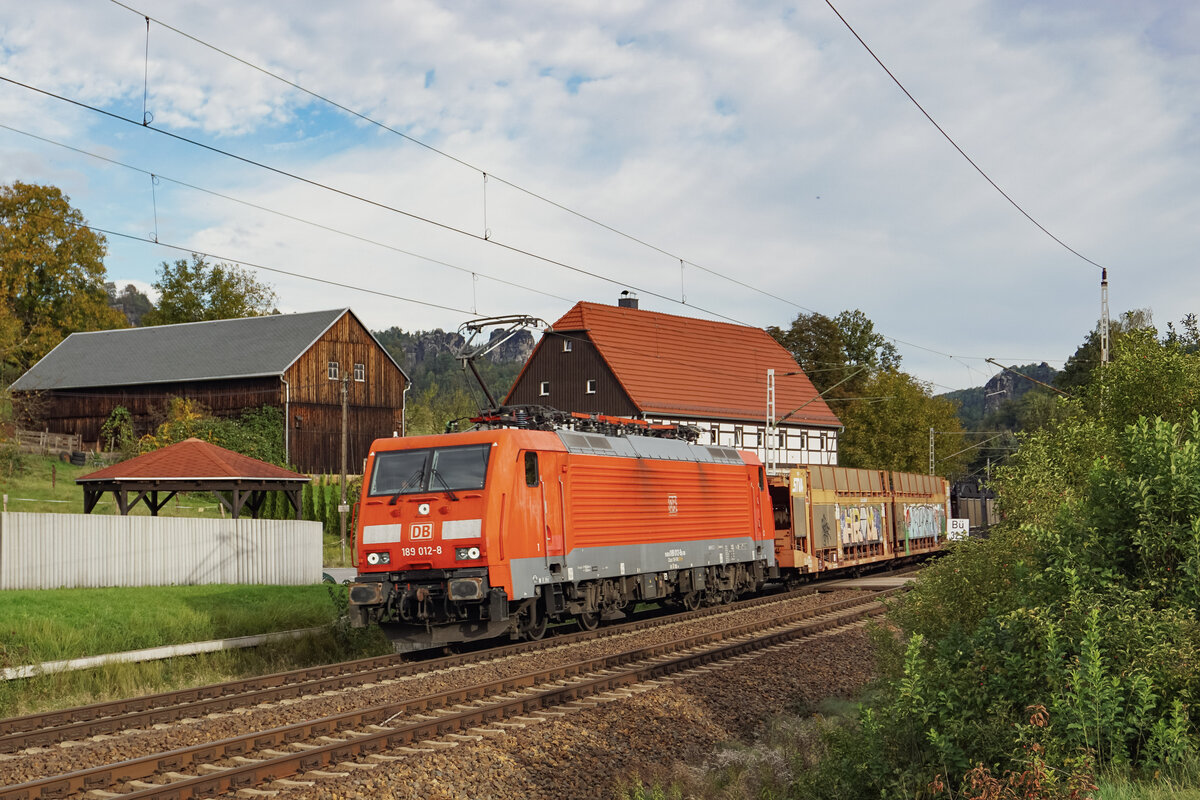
[618,290,639,309]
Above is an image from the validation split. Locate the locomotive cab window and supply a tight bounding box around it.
[524,452,539,487]
[369,444,491,497]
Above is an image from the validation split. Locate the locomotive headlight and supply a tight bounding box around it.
[455,546,482,561]
[367,552,378,565]
[366,551,391,565]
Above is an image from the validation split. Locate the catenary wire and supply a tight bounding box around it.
[0,74,749,327]
[106,0,820,316]
[0,122,574,304]
[30,212,479,317]
[99,1,1041,369]
[1,77,1069,387]
[823,0,1107,272]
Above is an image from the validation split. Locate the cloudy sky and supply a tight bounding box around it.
[2,0,1197,392]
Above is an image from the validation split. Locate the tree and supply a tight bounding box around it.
[143,253,277,325]
[1056,308,1153,391]
[767,308,900,400]
[1164,312,1200,355]
[837,368,967,474]
[0,181,127,374]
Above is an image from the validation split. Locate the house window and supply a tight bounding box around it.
[327,361,339,380]
[563,340,573,352]
[354,363,365,382]
[539,381,550,396]
[585,379,597,394]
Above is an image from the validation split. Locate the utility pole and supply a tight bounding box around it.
[1099,268,1110,367]
[339,375,349,564]
[929,427,935,475]
[765,368,776,472]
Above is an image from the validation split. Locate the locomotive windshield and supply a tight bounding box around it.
[369,444,491,498]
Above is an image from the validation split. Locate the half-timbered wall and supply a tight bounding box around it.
[643,416,839,468]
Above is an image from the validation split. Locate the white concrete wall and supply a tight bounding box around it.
[0,512,323,589]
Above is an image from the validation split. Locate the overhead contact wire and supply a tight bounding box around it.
[823,0,1107,272]
[0,74,744,325]
[107,0,816,311]
[0,122,572,303]
[34,212,478,316]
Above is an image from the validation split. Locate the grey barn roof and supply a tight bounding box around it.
[11,308,407,391]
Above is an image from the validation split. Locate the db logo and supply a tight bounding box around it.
[409,523,434,540]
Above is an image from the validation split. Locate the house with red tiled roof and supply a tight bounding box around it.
[504,298,842,467]
[77,437,309,518]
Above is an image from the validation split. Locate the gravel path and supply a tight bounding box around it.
[0,588,871,791]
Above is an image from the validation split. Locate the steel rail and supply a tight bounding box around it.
[0,589,898,800]
[0,581,828,751]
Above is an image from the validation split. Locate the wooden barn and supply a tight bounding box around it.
[504,298,842,467]
[10,308,408,473]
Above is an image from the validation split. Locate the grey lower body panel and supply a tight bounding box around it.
[508,534,772,598]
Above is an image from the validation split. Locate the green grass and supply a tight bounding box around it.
[1097,766,1200,800]
[0,583,391,717]
[0,584,341,665]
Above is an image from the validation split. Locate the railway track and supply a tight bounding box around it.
[0,587,898,800]
[0,582,826,754]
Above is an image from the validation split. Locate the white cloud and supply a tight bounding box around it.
[1,0,1197,391]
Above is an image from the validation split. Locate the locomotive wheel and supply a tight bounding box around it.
[681,591,701,611]
[523,611,548,641]
[576,610,600,631]
[720,590,735,605]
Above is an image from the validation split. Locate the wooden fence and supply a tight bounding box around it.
[15,429,83,455]
[0,512,323,589]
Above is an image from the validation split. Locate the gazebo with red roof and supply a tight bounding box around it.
[77,438,310,519]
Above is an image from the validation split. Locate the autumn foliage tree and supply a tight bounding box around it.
[0,181,127,378]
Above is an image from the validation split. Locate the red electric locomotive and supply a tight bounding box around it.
[347,420,776,651]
